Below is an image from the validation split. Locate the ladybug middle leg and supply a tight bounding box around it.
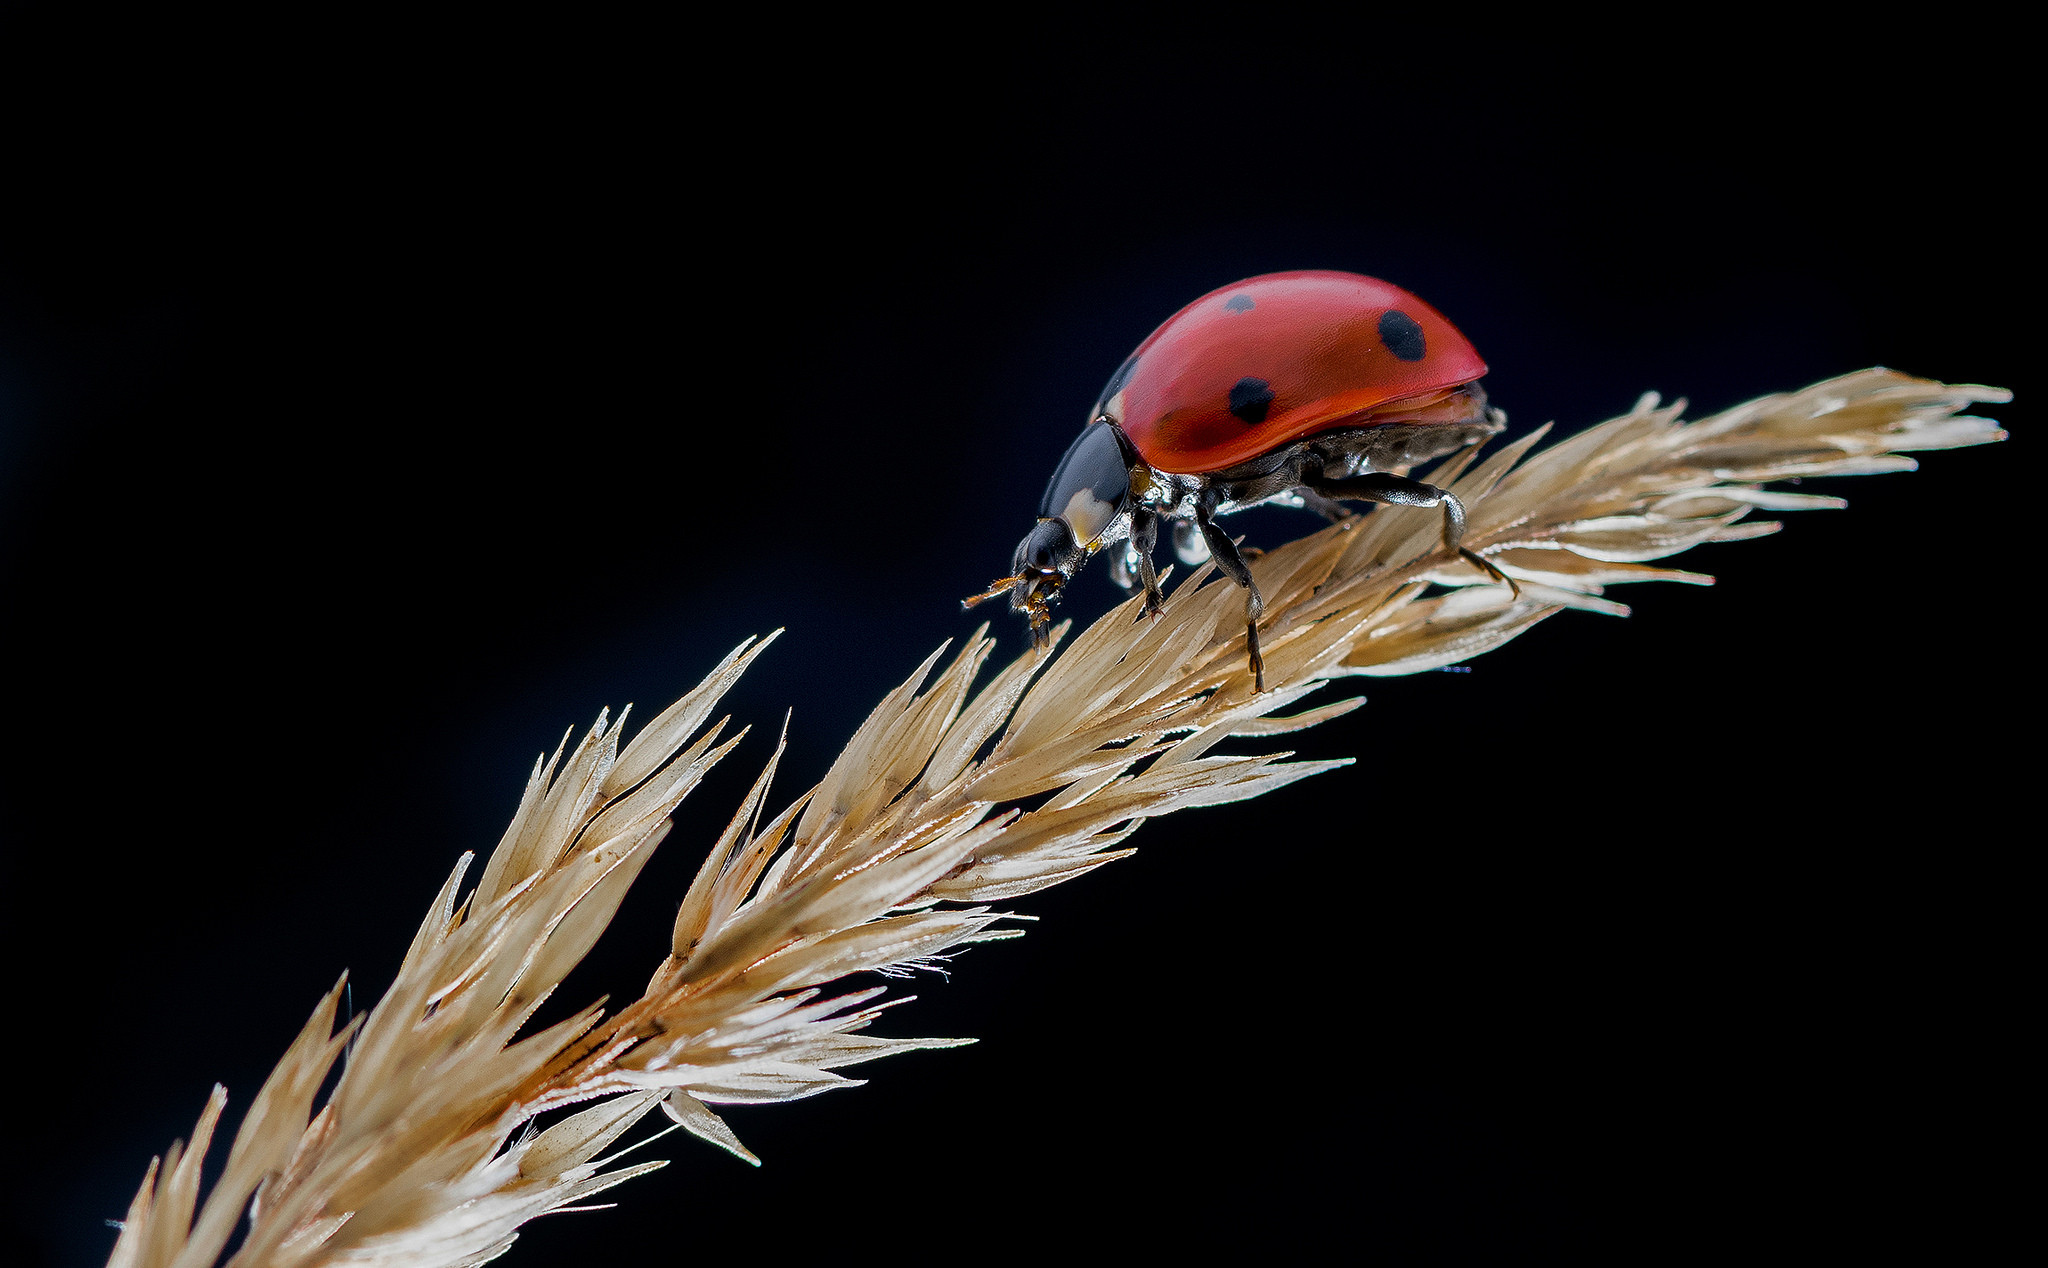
[1305,473,1520,596]
[1193,504,1267,692]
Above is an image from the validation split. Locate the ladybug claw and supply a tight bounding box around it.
[1461,547,1520,599]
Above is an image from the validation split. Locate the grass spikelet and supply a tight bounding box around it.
[109,370,2007,1267]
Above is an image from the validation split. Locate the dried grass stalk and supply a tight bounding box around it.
[110,369,2006,1267]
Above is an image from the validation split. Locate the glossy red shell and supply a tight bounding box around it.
[1099,270,1488,474]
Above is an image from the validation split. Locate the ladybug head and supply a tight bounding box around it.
[1002,518,1079,643]
[963,421,1135,645]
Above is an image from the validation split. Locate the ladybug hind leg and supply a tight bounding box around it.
[1305,473,1519,598]
[1292,487,1355,524]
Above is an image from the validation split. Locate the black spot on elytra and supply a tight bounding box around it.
[1228,376,1275,424]
[1378,309,1427,361]
[1223,294,1255,313]
[1093,353,1140,416]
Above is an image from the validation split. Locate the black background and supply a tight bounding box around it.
[2,11,2031,1266]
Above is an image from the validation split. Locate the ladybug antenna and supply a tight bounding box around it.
[1021,587,1055,642]
[961,574,1027,612]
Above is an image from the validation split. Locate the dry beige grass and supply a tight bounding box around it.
[107,369,2007,1268]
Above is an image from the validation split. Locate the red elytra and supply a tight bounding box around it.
[1098,270,1488,474]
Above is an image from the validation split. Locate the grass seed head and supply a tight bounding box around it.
[109,370,2006,1268]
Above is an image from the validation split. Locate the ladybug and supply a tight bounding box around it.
[966,270,1516,691]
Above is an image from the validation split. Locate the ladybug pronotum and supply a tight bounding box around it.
[966,270,1516,690]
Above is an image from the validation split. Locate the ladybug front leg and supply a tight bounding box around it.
[1194,506,1267,692]
[1305,473,1519,596]
[1128,506,1167,620]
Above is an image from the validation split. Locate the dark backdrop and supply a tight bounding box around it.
[2,12,2030,1266]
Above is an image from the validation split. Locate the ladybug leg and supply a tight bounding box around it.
[1129,507,1166,620]
[1293,488,1355,524]
[1306,473,1520,597]
[1194,507,1267,692]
